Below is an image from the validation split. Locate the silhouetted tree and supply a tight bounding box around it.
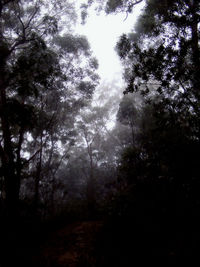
[0,0,99,218]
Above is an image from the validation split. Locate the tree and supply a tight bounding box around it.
[115,0,200,165]
[75,105,110,217]
[114,1,200,227]
[0,0,99,217]
[80,0,144,23]
[117,0,200,110]
[117,93,143,146]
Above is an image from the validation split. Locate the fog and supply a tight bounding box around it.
[1,0,200,266]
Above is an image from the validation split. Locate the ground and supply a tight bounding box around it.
[34,220,104,267]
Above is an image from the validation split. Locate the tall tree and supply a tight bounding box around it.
[115,0,200,195]
[117,0,200,106]
[0,0,99,217]
[76,105,109,216]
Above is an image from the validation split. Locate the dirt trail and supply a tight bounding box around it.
[38,221,104,267]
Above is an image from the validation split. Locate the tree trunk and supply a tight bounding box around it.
[0,60,20,218]
[87,148,96,218]
[34,135,43,213]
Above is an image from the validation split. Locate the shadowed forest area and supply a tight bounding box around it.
[0,0,200,266]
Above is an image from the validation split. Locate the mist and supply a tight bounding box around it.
[0,0,200,266]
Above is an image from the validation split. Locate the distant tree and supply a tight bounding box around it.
[117,93,143,146]
[75,105,110,217]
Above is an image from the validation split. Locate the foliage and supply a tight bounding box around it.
[80,0,144,22]
[108,2,200,254]
[115,0,200,183]
[0,0,99,217]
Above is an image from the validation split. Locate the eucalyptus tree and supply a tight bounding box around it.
[22,33,98,214]
[117,93,143,147]
[0,0,99,216]
[116,0,199,168]
[117,0,200,117]
[112,1,200,205]
[80,0,143,23]
[75,105,110,215]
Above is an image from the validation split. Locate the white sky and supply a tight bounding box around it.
[76,3,145,84]
[75,2,145,129]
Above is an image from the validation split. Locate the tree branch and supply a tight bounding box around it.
[23,147,42,166]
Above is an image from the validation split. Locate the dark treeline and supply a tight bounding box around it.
[0,0,200,266]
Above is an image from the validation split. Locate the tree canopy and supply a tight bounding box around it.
[0,0,99,216]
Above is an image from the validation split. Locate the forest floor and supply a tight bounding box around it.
[2,215,200,267]
[3,212,200,266]
[33,220,104,267]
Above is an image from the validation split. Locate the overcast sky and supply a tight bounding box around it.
[76,2,145,84]
[75,2,145,128]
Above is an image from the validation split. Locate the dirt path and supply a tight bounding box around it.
[37,221,104,267]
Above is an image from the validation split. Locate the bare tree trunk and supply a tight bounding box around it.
[87,145,96,219]
[34,134,43,213]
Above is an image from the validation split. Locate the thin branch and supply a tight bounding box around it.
[123,11,129,21]
[51,146,71,178]
[22,110,57,167]
[17,13,26,39]
[178,78,196,108]
[24,5,40,31]
[23,147,42,166]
